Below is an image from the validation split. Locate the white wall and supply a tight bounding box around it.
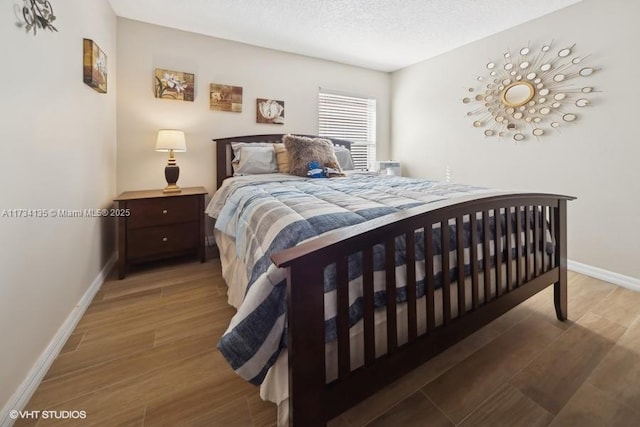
[391,0,640,280]
[0,0,117,410]
[116,18,390,195]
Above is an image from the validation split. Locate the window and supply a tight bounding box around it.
[318,91,376,170]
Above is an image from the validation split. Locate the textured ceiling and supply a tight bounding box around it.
[108,0,581,72]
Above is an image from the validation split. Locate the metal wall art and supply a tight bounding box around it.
[16,0,57,35]
[463,42,599,142]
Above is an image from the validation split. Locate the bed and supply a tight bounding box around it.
[209,134,575,426]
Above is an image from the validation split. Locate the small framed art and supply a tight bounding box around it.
[154,69,195,102]
[256,99,285,124]
[210,84,243,112]
[83,38,107,93]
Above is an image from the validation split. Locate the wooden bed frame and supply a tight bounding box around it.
[213,134,575,426]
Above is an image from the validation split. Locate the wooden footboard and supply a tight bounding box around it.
[271,192,574,426]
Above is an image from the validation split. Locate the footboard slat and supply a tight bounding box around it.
[482,210,491,302]
[441,221,451,324]
[456,216,466,317]
[541,206,547,273]
[549,207,556,269]
[385,237,398,353]
[424,226,436,332]
[533,206,543,277]
[470,214,479,309]
[525,205,531,281]
[362,248,375,367]
[495,209,503,297]
[506,208,513,291]
[337,258,350,380]
[516,206,523,287]
[406,232,418,342]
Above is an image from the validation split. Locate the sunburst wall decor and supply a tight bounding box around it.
[463,42,599,142]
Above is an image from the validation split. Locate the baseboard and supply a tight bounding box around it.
[568,259,640,293]
[0,253,117,427]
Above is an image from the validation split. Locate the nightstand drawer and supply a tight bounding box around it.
[127,222,200,259]
[127,196,199,228]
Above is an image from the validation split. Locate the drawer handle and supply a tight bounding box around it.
[162,237,168,242]
[162,209,168,214]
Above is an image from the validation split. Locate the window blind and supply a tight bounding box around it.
[318,91,377,170]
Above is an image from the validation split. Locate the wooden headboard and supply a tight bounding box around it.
[213,134,353,189]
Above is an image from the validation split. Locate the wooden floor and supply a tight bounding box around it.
[16,254,640,426]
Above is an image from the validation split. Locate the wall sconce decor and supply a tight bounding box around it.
[463,42,599,142]
[16,0,57,35]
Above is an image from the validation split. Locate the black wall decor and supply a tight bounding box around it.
[18,0,57,35]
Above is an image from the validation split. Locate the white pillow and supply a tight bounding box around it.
[334,146,355,170]
[231,144,278,175]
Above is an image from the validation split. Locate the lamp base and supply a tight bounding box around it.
[163,165,181,193]
[163,184,182,193]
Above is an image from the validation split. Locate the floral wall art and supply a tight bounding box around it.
[256,99,285,124]
[154,68,195,102]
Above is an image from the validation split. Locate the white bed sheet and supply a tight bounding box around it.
[215,229,249,309]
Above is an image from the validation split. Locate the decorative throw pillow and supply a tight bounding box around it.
[283,135,345,177]
[273,143,290,173]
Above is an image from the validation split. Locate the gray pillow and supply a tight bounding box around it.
[334,146,355,170]
[231,143,278,175]
[231,142,274,161]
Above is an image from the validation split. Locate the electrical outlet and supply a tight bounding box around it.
[445,165,451,183]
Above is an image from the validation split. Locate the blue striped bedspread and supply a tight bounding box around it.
[207,173,514,385]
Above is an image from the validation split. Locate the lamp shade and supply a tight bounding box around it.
[155,129,187,152]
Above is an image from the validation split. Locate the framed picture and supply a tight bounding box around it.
[83,39,107,93]
[210,84,243,112]
[256,99,285,124]
[154,69,195,102]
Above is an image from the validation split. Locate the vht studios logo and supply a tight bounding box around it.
[9,410,87,420]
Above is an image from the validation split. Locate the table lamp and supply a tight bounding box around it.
[155,129,187,193]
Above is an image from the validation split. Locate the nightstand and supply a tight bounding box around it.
[114,187,207,279]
